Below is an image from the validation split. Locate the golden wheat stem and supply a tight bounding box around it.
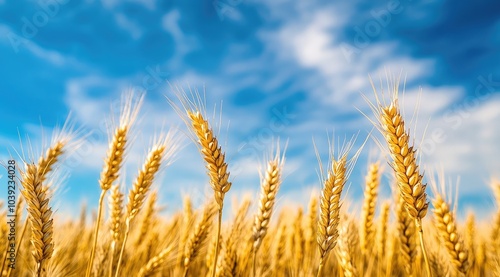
[416,219,432,277]
[316,260,325,277]
[86,190,106,277]
[114,217,131,277]
[211,209,223,277]
[86,122,129,277]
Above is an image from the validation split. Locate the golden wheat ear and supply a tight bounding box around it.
[315,135,361,277]
[86,92,143,277]
[168,86,232,277]
[183,203,218,277]
[251,142,286,276]
[137,245,174,277]
[363,77,432,276]
[429,173,470,275]
[114,131,179,277]
[336,214,360,277]
[20,164,54,277]
[126,132,178,221]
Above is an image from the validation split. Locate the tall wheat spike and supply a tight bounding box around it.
[360,162,380,256]
[86,93,142,277]
[317,155,348,277]
[20,164,54,277]
[367,79,431,276]
[432,193,469,275]
[115,133,176,277]
[186,108,231,277]
[252,146,285,276]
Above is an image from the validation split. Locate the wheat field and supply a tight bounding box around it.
[1,85,500,277]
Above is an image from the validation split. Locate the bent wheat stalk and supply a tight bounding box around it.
[187,110,232,277]
[368,81,431,277]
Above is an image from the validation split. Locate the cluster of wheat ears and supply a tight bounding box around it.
[1,82,500,277]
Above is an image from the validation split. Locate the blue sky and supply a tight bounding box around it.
[1,0,499,220]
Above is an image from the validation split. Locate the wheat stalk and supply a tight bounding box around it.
[183,204,217,277]
[252,147,284,276]
[377,201,390,275]
[307,193,319,268]
[465,213,476,271]
[293,208,305,276]
[115,134,175,277]
[187,110,231,209]
[86,93,142,277]
[20,164,54,277]
[137,246,173,277]
[360,162,380,256]
[135,191,158,247]
[368,80,431,276]
[185,109,231,277]
[317,155,347,277]
[337,216,359,277]
[217,199,250,277]
[107,184,123,277]
[433,194,469,275]
[397,196,417,276]
[273,223,287,274]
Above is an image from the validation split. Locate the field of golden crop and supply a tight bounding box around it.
[1,84,499,277]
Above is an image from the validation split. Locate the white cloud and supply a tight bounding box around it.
[114,13,143,39]
[0,24,85,69]
[161,10,200,61]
